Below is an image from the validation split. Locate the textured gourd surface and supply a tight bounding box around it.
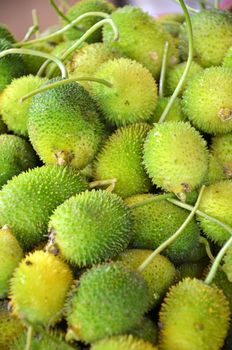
[91,335,159,350]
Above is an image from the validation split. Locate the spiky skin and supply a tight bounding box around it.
[64,0,115,43]
[0,227,23,298]
[1,75,47,137]
[0,24,15,43]
[10,251,73,326]
[177,260,207,280]
[159,278,230,350]
[165,61,202,97]
[183,67,232,134]
[92,58,158,126]
[223,246,232,282]
[179,10,232,67]
[91,335,159,350]
[0,39,26,92]
[0,134,38,188]
[143,121,208,194]
[124,194,201,263]
[67,43,115,91]
[117,249,176,307]
[223,46,232,68]
[204,153,226,185]
[0,117,7,133]
[94,123,152,198]
[211,133,232,179]
[28,79,103,170]
[67,263,149,343]
[49,190,132,267]
[149,97,186,124]
[0,165,87,249]
[0,302,25,350]
[103,6,179,79]
[127,317,158,344]
[198,181,232,245]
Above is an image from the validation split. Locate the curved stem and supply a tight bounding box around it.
[215,0,220,9]
[89,178,117,189]
[205,235,232,284]
[138,186,205,273]
[0,48,67,78]
[50,0,75,25]
[167,198,232,236]
[172,0,199,12]
[158,0,193,123]
[199,236,214,262]
[32,9,39,38]
[14,11,111,47]
[25,326,33,350]
[128,193,174,210]
[159,41,169,98]
[20,76,112,102]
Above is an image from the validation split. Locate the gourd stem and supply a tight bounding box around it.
[128,193,174,209]
[159,41,169,98]
[25,326,33,350]
[199,236,214,262]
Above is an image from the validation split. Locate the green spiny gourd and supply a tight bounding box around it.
[0,39,27,92]
[177,260,208,280]
[92,58,158,126]
[0,165,87,249]
[94,123,152,198]
[143,121,209,194]
[210,268,232,313]
[117,249,176,307]
[66,262,149,343]
[0,302,25,350]
[127,317,158,344]
[0,117,7,133]
[103,6,179,79]
[149,97,186,124]
[159,278,230,350]
[0,134,38,188]
[124,194,201,263]
[157,13,185,38]
[204,153,227,185]
[91,335,159,350]
[211,133,232,179]
[198,180,232,245]
[10,250,73,326]
[0,226,23,298]
[64,0,115,43]
[183,67,232,134]
[28,79,104,170]
[223,46,232,68]
[165,61,202,97]
[222,245,232,282]
[67,42,116,91]
[49,189,132,267]
[0,24,15,43]
[179,9,232,67]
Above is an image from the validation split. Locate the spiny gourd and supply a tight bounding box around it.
[143,121,209,195]
[103,6,179,79]
[179,9,232,67]
[92,58,158,126]
[177,260,208,280]
[91,335,159,350]
[117,249,176,307]
[198,180,232,245]
[0,24,15,43]
[157,13,185,38]
[211,133,232,179]
[1,75,48,137]
[94,123,152,198]
[0,117,7,133]
[49,189,132,267]
[67,42,116,91]
[66,262,149,343]
[0,134,38,188]
[0,302,25,350]
[0,165,87,249]
[210,269,232,313]
[0,226,23,298]
[127,317,158,344]
[223,46,232,68]
[28,79,104,170]
[204,153,226,185]
[64,0,115,43]
[159,278,230,350]
[0,39,27,92]
[149,97,186,124]
[183,67,232,134]
[165,61,202,97]
[124,194,201,263]
[222,245,232,282]
[10,250,73,326]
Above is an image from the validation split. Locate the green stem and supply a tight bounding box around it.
[14,11,111,47]
[205,235,232,284]
[25,326,33,350]
[138,186,205,273]
[89,178,117,189]
[20,76,112,102]
[50,0,80,30]
[32,9,39,38]
[215,0,220,9]
[199,236,214,262]
[128,193,174,210]
[172,0,199,12]
[22,9,39,41]
[159,41,169,98]
[167,198,232,236]
[158,0,193,123]
[0,48,67,78]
